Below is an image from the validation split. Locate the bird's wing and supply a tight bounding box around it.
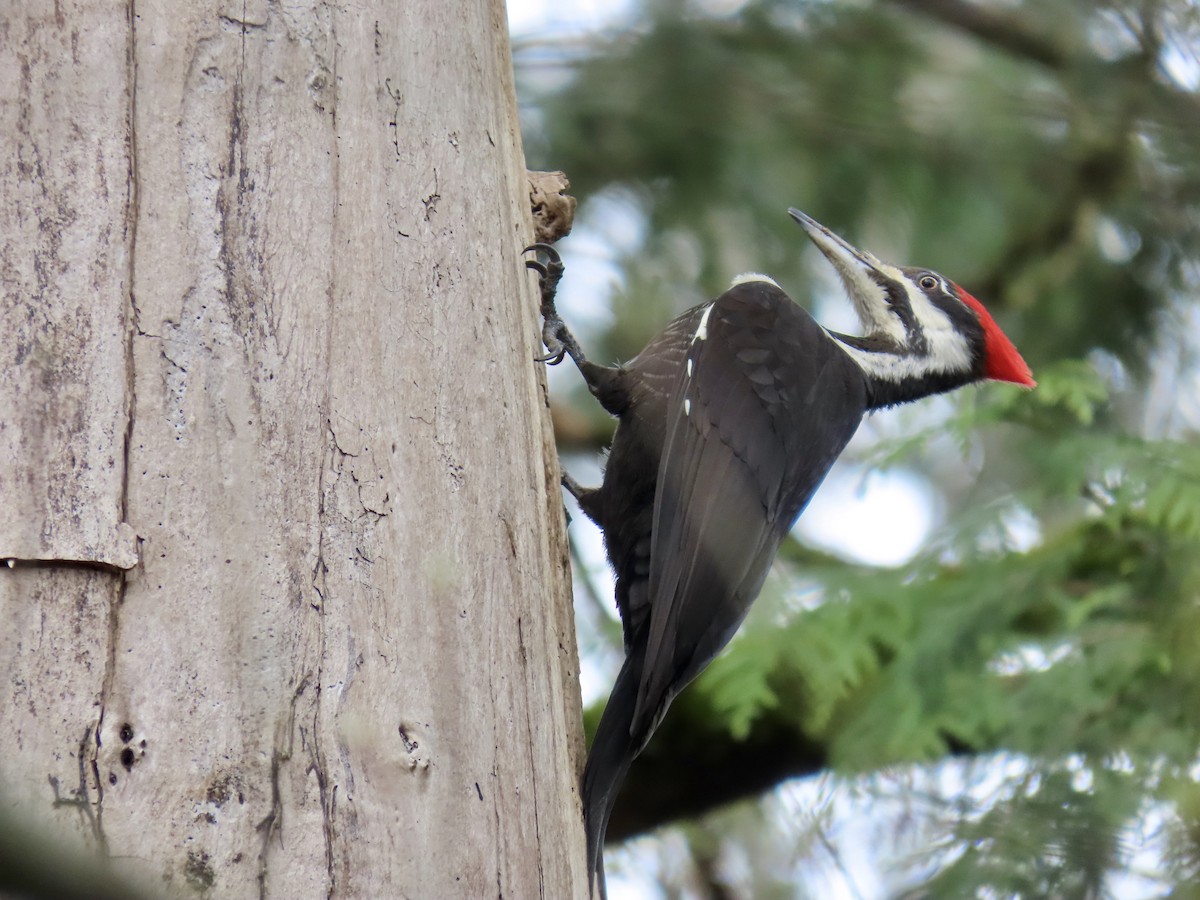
[630,280,865,743]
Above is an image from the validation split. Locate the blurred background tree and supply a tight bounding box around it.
[514,0,1200,896]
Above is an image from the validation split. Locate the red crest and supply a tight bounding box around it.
[954,285,1036,387]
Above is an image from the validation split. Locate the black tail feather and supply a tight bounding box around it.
[582,645,648,900]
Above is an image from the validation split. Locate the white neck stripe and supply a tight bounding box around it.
[830,331,972,384]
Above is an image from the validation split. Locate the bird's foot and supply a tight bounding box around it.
[524,242,565,317]
[537,313,577,365]
[524,242,582,366]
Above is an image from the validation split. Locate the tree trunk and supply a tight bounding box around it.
[0,1,587,897]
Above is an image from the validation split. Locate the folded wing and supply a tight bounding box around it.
[629,279,867,742]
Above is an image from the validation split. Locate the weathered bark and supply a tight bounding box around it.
[0,1,587,897]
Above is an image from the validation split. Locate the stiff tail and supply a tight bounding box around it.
[582,645,648,900]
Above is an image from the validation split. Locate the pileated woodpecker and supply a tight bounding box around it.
[526,209,1034,899]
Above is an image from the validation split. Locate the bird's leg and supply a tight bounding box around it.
[524,243,586,367]
[524,243,630,416]
[561,470,589,502]
[561,470,606,528]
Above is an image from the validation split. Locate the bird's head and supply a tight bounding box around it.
[789,208,1034,405]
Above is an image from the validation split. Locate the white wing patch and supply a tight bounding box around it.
[692,303,714,344]
[730,272,780,289]
[683,302,716,418]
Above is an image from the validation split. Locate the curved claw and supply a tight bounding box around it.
[525,259,549,278]
[523,242,562,264]
[536,349,567,365]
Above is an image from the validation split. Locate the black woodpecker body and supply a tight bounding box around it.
[526,209,1034,899]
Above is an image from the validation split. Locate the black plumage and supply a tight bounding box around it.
[571,280,864,897]
[576,283,866,896]
[525,209,1034,899]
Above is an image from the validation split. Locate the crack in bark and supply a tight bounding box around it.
[256,673,312,900]
[160,347,187,373]
[0,557,132,574]
[385,77,403,162]
[309,693,337,900]
[218,14,268,30]
[47,726,107,852]
[311,423,336,611]
[493,790,504,900]
[310,417,337,897]
[316,32,341,870]
[327,417,361,459]
[82,0,142,865]
[517,617,546,900]
[311,541,329,610]
[489,642,504,898]
[91,568,125,856]
[255,746,283,900]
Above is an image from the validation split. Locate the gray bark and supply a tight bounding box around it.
[0,1,587,897]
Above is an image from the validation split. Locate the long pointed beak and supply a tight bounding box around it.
[788,208,897,333]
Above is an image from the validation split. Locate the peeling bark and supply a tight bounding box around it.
[528,170,577,244]
[0,1,586,897]
[0,0,138,572]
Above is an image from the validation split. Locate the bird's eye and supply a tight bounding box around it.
[919,275,938,291]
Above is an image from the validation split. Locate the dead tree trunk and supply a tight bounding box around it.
[0,1,586,896]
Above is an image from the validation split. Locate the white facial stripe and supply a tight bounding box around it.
[902,278,976,367]
[903,278,942,332]
[843,269,974,379]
